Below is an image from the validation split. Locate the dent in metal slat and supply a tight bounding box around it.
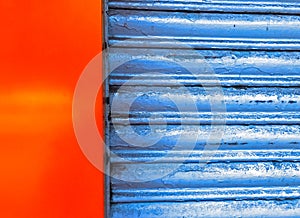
[109,0,300,14]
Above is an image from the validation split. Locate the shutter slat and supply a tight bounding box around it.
[109,0,300,14]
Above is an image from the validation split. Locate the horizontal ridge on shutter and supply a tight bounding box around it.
[109,0,300,14]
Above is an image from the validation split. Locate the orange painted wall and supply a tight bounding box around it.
[0,1,104,217]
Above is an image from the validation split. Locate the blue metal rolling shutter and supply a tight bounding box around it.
[105,1,300,217]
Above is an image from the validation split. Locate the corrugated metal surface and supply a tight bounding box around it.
[105,0,300,217]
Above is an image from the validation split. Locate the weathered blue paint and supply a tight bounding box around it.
[109,10,300,50]
[105,0,300,217]
[109,0,300,14]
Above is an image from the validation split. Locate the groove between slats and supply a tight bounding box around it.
[109,0,300,14]
[112,186,300,203]
[109,37,300,51]
[110,75,300,87]
[111,200,300,218]
[110,150,300,163]
[112,112,300,125]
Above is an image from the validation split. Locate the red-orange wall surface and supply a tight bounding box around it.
[0,1,104,217]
